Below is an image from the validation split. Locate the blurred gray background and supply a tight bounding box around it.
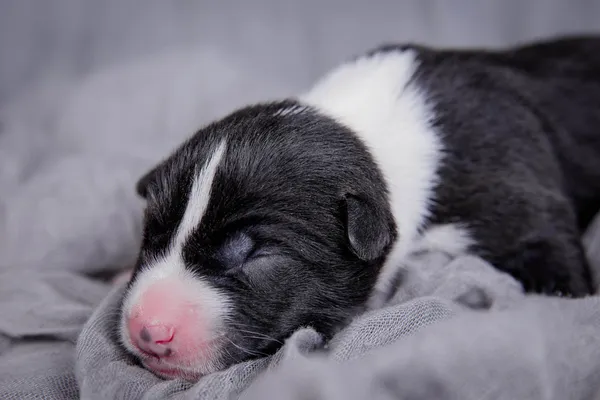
[2,0,600,105]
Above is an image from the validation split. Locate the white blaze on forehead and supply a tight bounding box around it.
[121,140,230,347]
[174,140,227,248]
[300,50,473,302]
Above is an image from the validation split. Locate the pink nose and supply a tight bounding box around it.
[131,324,175,358]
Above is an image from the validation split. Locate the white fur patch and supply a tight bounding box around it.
[120,140,230,357]
[412,223,474,256]
[300,50,473,302]
[175,141,227,247]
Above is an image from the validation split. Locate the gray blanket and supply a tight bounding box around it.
[71,230,600,400]
[3,217,600,400]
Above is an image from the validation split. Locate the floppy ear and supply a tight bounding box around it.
[135,167,159,199]
[341,193,396,262]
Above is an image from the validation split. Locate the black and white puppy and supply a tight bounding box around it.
[119,36,600,380]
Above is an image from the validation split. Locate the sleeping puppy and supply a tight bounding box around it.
[118,36,600,381]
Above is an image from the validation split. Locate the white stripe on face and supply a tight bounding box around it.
[120,140,230,368]
[173,140,228,249]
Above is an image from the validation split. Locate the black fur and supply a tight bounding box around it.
[405,36,600,295]
[131,101,394,366]
[127,36,600,371]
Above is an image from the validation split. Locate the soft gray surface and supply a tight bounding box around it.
[242,293,600,400]
[2,221,599,400]
[73,252,525,400]
[2,1,600,399]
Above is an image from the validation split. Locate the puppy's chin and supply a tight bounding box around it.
[141,359,204,381]
[122,323,229,381]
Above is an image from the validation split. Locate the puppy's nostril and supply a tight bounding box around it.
[133,326,176,358]
[140,327,151,342]
[144,325,175,344]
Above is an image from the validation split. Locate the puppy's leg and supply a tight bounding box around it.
[498,232,593,296]
[445,179,595,297]
[482,192,595,297]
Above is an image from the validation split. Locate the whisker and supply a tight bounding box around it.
[235,329,283,344]
[223,337,269,357]
[239,335,283,344]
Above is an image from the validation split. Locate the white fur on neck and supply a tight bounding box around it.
[301,49,471,304]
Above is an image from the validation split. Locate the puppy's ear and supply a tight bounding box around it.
[341,193,396,262]
[135,167,159,199]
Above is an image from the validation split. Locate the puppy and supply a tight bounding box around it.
[119,36,600,381]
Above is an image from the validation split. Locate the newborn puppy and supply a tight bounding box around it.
[119,36,600,380]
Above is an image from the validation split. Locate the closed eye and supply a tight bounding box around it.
[246,247,271,260]
[217,232,279,274]
[218,232,256,270]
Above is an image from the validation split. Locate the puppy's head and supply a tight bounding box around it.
[119,101,395,380]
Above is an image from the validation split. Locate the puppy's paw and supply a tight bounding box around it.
[454,287,493,310]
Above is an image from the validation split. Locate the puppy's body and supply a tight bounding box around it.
[120,36,600,380]
[356,38,600,297]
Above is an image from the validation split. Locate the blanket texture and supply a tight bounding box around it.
[73,233,600,400]
[2,217,599,399]
[2,31,600,400]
